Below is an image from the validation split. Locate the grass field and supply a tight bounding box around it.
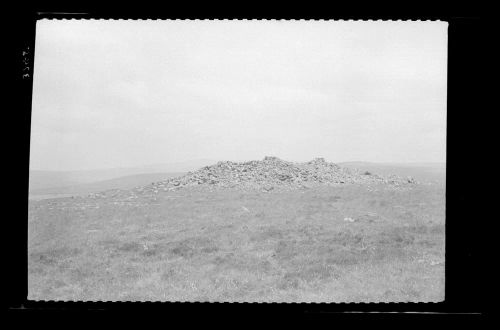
[28,183,445,302]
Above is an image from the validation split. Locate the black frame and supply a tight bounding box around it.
[7,5,483,319]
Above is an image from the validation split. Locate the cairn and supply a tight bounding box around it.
[134,156,417,194]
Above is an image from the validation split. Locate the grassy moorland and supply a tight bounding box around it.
[28,183,445,302]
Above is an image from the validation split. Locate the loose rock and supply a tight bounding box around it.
[132,156,417,194]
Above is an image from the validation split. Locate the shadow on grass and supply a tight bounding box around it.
[30,247,82,266]
[100,236,221,261]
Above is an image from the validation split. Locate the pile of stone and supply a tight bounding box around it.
[134,156,417,194]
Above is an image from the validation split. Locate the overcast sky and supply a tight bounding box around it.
[30,20,447,171]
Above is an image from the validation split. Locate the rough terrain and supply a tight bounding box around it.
[28,157,445,302]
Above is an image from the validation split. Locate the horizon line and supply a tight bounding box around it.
[29,158,446,172]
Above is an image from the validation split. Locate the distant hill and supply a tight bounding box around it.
[29,159,216,193]
[29,172,185,199]
[338,162,445,183]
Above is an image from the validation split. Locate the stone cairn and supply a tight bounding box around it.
[129,156,417,195]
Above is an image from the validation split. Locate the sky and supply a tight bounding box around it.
[30,20,448,171]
